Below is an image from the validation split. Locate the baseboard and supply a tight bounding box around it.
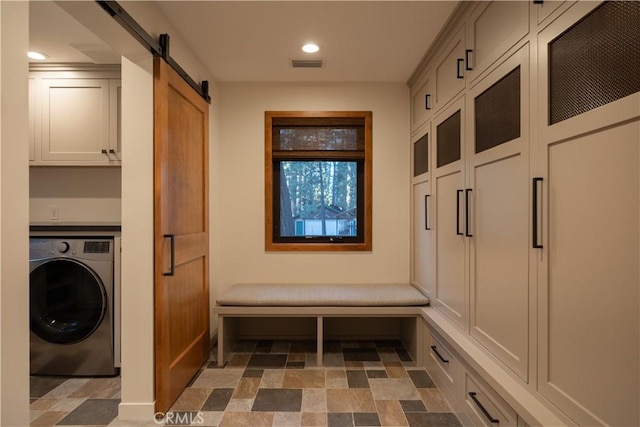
[118,402,156,421]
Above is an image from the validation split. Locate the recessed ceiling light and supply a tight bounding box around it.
[28,51,48,61]
[302,43,320,54]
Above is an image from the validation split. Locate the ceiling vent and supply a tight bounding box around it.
[291,59,324,69]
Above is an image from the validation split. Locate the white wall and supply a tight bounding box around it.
[0,2,30,425]
[217,83,410,294]
[30,167,121,223]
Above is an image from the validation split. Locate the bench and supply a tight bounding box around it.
[213,283,430,367]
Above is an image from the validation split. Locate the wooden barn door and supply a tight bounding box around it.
[154,57,210,413]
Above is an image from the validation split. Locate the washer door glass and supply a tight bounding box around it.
[30,259,107,344]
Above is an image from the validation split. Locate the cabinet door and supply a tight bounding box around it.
[40,78,110,162]
[466,1,529,83]
[412,128,434,298]
[28,78,36,161]
[433,97,467,330]
[435,27,466,111]
[109,79,122,162]
[537,3,640,425]
[467,46,530,381]
[412,179,434,299]
[411,71,434,135]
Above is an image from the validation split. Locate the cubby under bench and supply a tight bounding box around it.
[213,283,430,367]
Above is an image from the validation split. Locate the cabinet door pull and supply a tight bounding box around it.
[456,58,464,79]
[465,49,474,71]
[163,234,175,276]
[465,188,473,237]
[425,195,431,231]
[425,94,431,110]
[468,392,499,424]
[456,189,464,235]
[101,149,108,155]
[532,177,543,249]
[430,345,449,363]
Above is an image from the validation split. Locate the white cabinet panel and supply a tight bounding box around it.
[434,171,466,329]
[412,179,434,299]
[536,3,640,424]
[410,71,433,135]
[435,27,466,111]
[109,79,122,162]
[28,78,36,161]
[41,78,110,162]
[466,1,529,82]
[540,120,639,427]
[467,46,530,381]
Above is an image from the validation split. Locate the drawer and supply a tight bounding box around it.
[464,371,518,427]
[427,333,461,394]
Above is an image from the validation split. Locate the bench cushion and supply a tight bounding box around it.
[216,283,429,307]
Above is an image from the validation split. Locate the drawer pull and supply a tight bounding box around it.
[430,345,449,363]
[465,49,474,71]
[469,392,499,424]
[532,177,543,249]
[456,190,464,235]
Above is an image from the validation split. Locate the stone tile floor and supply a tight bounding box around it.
[30,340,461,426]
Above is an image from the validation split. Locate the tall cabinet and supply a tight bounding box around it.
[410,1,640,426]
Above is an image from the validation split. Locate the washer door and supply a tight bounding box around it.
[30,258,107,345]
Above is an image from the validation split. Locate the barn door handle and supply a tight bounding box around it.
[469,392,499,424]
[163,234,175,276]
[456,190,464,235]
[425,94,431,110]
[465,49,474,71]
[533,178,543,249]
[456,59,464,79]
[425,195,431,230]
[465,189,473,237]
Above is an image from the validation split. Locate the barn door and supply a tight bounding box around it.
[154,56,210,412]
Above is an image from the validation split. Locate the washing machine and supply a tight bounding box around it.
[29,237,117,376]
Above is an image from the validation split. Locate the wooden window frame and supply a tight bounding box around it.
[265,111,372,251]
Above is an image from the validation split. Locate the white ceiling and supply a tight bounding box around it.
[30,1,458,83]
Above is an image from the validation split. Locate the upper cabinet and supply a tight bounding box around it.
[29,69,121,166]
[465,1,529,83]
[434,27,467,112]
[410,70,434,135]
[409,1,530,132]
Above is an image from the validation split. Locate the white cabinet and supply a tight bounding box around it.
[30,70,121,166]
[412,127,435,300]
[432,96,467,330]
[412,1,640,426]
[466,46,530,382]
[410,70,434,135]
[434,27,467,111]
[40,78,110,162]
[536,2,640,425]
[465,1,529,83]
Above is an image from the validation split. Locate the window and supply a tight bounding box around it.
[265,111,372,251]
